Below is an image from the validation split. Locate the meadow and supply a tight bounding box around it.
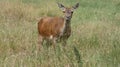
[0,0,120,67]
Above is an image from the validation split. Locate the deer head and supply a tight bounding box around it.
[57,3,79,20]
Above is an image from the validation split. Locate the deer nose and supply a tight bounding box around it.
[66,16,71,19]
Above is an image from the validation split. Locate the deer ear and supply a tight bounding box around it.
[57,3,65,11]
[72,3,79,10]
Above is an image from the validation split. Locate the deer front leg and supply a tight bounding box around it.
[62,39,67,47]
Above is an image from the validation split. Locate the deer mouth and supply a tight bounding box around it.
[65,16,71,20]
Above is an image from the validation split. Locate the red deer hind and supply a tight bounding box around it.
[38,3,79,49]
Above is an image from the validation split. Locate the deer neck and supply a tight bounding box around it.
[66,19,71,25]
[63,18,71,33]
[64,17,71,27]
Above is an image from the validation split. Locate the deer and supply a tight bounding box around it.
[37,3,79,50]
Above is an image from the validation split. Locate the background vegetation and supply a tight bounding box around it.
[0,0,120,67]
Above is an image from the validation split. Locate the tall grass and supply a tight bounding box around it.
[0,0,120,67]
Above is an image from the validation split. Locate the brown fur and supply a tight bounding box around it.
[38,17,65,38]
[37,3,79,50]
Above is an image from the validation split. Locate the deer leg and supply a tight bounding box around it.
[59,36,66,47]
[62,40,67,47]
[45,39,52,48]
[37,35,43,51]
[61,39,68,51]
[52,37,57,49]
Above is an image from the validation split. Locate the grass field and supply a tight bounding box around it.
[0,0,120,67]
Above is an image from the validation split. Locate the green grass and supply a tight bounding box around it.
[0,0,120,67]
